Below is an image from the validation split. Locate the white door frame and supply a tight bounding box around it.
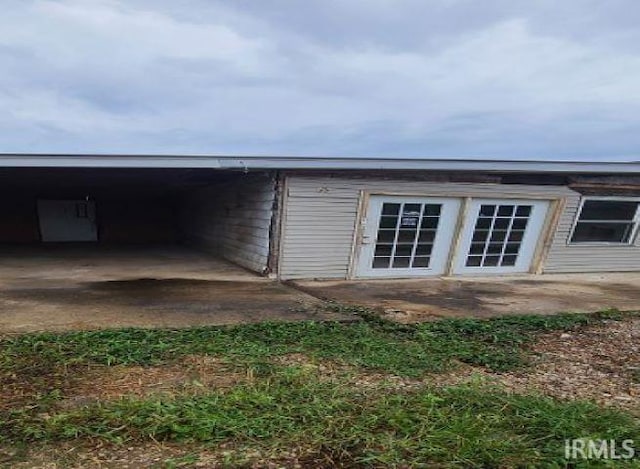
[452,198,550,275]
[355,195,461,278]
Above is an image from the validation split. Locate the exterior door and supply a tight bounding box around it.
[356,196,460,277]
[453,199,549,274]
[38,200,98,242]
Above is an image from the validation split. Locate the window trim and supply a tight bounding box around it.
[568,196,640,246]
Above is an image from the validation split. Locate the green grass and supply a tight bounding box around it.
[1,308,638,467]
[1,369,638,467]
[0,307,628,377]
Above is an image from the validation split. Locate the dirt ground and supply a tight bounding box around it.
[293,272,640,321]
[491,317,640,412]
[0,245,352,332]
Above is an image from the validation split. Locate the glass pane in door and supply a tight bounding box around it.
[465,203,532,268]
[372,202,441,269]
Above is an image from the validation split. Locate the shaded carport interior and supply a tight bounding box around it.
[0,167,252,246]
[0,167,349,331]
[0,166,281,273]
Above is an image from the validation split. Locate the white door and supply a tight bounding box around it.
[356,196,461,277]
[453,199,549,274]
[38,200,98,242]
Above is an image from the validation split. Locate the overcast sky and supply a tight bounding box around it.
[1,0,639,160]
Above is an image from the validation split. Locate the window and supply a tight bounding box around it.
[464,203,533,268]
[570,199,640,244]
[372,202,442,269]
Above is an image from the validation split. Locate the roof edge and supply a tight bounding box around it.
[0,154,638,173]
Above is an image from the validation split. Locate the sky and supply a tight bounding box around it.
[0,0,639,160]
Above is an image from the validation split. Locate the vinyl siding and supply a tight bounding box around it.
[543,195,640,273]
[182,173,275,273]
[279,175,579,280]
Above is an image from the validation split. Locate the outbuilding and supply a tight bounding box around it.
[1,154,639,281]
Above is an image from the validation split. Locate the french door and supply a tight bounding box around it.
[356,196,460,277]
[356,196,550,278]
[452,199,550,274]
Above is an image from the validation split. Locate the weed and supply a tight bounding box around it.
[0,309,637,467]
[1,370,637,467]
[0,308,627,377]
[163,453,200,468]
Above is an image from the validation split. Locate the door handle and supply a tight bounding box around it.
[362,236,373,245]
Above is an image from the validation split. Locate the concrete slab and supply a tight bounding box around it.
[292,273,640,322]
[0,245,351,333]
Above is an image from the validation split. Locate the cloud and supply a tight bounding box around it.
[0,0,638,159]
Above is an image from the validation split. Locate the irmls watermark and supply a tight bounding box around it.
[565,439,636,460]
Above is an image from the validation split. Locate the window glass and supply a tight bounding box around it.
[373,202,442,269]
[579,200,638,221]
[570,200,639,244]
[382,203,400,216]
[571,223,635,244]
[464,203,530,268]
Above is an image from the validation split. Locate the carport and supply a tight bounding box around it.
[0,157,347,331]
[0,166,277,275]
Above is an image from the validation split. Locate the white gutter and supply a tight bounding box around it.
[0,154,638,173]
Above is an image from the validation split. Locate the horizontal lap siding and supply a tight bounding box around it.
[182,173,275,273]
[280,175,578,279]
[543,195,640,273]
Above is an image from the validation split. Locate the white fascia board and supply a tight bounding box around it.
[226,158,640,173]
[0,155,222,168]
[0,154,639,173]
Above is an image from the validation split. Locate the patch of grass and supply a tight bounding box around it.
[1,309,638,467]
[0,307,629,378]
[413,309,628,371]
[1,369,637,467]
[163,453,200,468]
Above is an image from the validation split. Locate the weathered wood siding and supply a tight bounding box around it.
[543,194,640,273]
[182,173,275,273]
[279,174,582,279]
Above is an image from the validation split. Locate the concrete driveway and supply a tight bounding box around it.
[0,245,350,333]
[292,273,640,322]
[3,245,638,332]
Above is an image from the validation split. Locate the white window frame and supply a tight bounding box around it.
[568,196,640,246]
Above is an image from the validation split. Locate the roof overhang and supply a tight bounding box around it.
[0,154,638,174]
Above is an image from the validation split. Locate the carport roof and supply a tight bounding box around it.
[0,153,639,174]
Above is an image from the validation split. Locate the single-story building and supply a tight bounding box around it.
[1,154,639,280]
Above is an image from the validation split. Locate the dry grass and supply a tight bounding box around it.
[1,355,248,413]
[5,442,220,469]
[61,355,246,406]
[5,441,316,469]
